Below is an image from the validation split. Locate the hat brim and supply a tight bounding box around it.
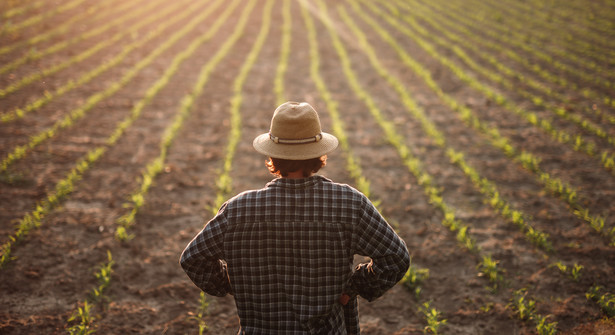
[253,132,338,160]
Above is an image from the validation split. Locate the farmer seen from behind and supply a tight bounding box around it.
[180,101,410,334]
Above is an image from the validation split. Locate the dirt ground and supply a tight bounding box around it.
[1,0,614,334]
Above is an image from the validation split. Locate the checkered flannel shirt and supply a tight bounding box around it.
[180,175,409,334]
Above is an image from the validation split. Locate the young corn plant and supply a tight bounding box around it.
[586,285,615,317]
[90,251,114,304]
[67,250,114,334]
[188,292,210,335]
[510,289,558,334]
[420,301,448,335]
[511,289,536,321]
[570,264,584,282]
[67,301,95,335]
[401,260,430,298]
[477,255,504,292]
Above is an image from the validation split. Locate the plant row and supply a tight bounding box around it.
[475,0,615,82]
[0,0,213,173]
[396,1,615,175]
[0,0,171,95]
[345,2,615,321]
[403,0,615,123]
[405,0,615,132]
[484,0,615,61]
[363,0,615,246]
[1,0,45,20]
[340,3,553,253]
[350,0,615,322]
[273,0,291,106]
[429,0,614,94]
[1,0,87,35]
[0,0,129,56]
[0,0,194,123]
[303,4,447,332]
[0,0,226,268]
[444,0,615,111]
[0,0,162,76]
[66,251,114,335]
[114,2,261,333]
[211,0,273,212]
[64,0,249,332]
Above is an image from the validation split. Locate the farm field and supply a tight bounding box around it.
[0,0,614,333]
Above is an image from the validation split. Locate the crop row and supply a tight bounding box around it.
[0,0,192,122]
[302,1,445,331]
[0,0,211,172]
[484,0,615,65]
[404,0,615,124]
[114,0,258,332]
[0,0,126,56]
[447,0,615,112]
[344,0,615,322]
[29,0,250,332]
[1,0,45,20]
[476,0,615,85]
[0,0,224,267]
[0,0,168,93]
[383,0,615,177]
[340,3,551,252]
[2,0,611,332]
[428,0,614,98]
[363,0,615,246]
[403,1,615,145]
[1,0,86,36]
[0,0,158,76]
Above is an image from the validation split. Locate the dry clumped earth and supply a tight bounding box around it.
[1,0,615,334]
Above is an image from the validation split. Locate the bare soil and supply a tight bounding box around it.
[1,0,614,334]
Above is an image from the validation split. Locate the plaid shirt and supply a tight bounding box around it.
[180,175,409,334]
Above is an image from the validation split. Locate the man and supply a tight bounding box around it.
[180,102,410,334]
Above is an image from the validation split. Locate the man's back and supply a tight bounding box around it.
[181,175,409,334]
[224,176,357,333]
[181,102,409,335]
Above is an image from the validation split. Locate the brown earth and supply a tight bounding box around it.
[1,0,614,334]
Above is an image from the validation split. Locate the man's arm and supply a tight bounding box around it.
[347,196,410,301]
[179,204,232,297]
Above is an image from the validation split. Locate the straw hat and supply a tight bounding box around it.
[253,102,338,160]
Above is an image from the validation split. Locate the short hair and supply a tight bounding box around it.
[266,156,327,177]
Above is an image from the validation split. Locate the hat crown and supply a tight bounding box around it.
[270,102,321,140]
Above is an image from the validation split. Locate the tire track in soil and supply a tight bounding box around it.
[0,1,241,333]
[341,1,614,331]
[88,2,265,334]
[0,0,210,235]
[308,4,517,333]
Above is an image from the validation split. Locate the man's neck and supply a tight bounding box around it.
[285,171,312,179]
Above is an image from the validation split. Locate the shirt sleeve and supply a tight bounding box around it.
[179,203,232,297]
[347,195,410,301]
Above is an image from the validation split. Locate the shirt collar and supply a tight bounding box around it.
[265,175,330,189]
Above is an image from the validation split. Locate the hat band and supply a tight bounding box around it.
[269,133,323,144]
